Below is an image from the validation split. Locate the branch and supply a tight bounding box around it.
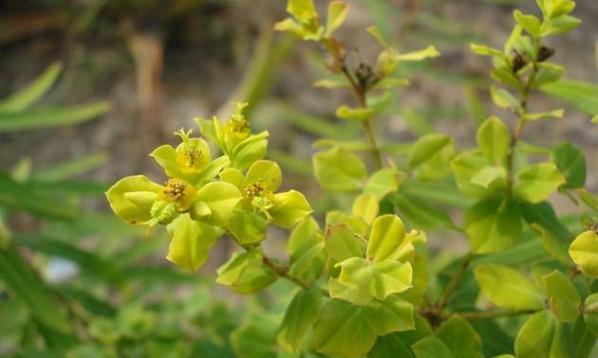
[455,308,540,320]
[436,253,472,311]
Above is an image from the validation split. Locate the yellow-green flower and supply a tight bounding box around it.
[196,103,268,170]
[150,129,229,184]
[220,160,312,245]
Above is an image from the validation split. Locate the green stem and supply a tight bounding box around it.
[327,41,385,169]
[436,253,472,311]
[506,55,540,193]
[456,308,540,320]
[261,252,310,289]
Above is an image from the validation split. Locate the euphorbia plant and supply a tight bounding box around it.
[106,0,598,357]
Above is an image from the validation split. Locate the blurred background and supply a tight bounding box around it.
[0,0,596,356]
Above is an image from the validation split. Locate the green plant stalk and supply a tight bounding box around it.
[455,308,540,320]
[506,43,541,193]
[435,252,472,312]
[325,40,385,169]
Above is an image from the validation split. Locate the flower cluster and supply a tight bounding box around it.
[106,103,312,271]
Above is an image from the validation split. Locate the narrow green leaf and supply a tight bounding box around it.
[0,102,110,132]
[540,79,598,115]
[0,246,71,333]
[0,62,62,113]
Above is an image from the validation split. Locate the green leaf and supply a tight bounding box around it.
[0,62,62,113]
[313,147,367,191]
[490,87,520,110]
[336,106,374,121]
[325,224,364,262]
[514,163,565,203]
[541,15,581,36]
[353,193,379,225]
[470,43,504,58]
[368,333,414,358]
[166,214,222,271]
[231,132,269,170]
[474,264,545,310]
[367,214,406,262]
[287,217,325,284]
[287,0,318,22]
[523,109,564,121]
[465,197,521,253]
[331,257,412,304]
[513,10,542,37]
[476,117,511,165]
[231,311,279,358]
[313,298,414,358]
[105,175,161,225]
[542,270,580,322]
[0,246,71,333]
[228,209,268,245]
[569,230,598,277]
[271,190,313,228]
[408,134,455,179]
[196,181,242,225]
[451,150,495,197]
[31,153,108,181]
[393,191,454,230]
[583,293,598,336]
[519,201,571,263]
[537,0,576,19]
[325,1,349,36]
[0,171,79,220]
[412,336,454,358]
[216,250,277,294]
[551,142,586,188]
[364,168,399,200]
[532,63,564,88]
[540,79,598,115]
[277,287,321,352]
[0,102,110,132]
[514,311,564,358]
[435,316,483,358]
[470,166,507,188]
[396,46,440,61]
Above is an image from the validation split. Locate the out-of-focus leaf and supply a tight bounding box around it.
[540,79,598,115]
[0,102,110,132]
[474,263,545,310]
[0,246,71,333]
[0,62,62,113]
[16,234,121,283]
[0,171,78,220]
[31,153,108,181]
